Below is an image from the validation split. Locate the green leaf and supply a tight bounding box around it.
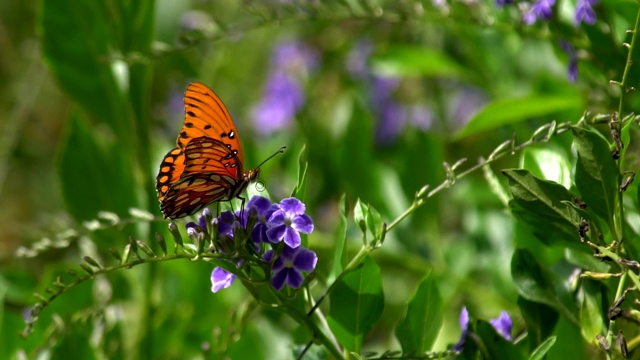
[370,45,466,78]
[327,256,384,353]
[365,203,383,244]
[40,0,129,134]
[290,145,308,201]
[329,194,349,283]
[517,296,559,353]
[395,271,443,353]
[456,95,582,139]
[353,199,368,237]
[571,126,619,231]
[57,113,138,222]
[579,283,604,343]
[503,169,584,249]
[528,336,557,360]
[511,249,579,324]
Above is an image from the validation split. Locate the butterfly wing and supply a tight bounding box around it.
[157,82,251,219]
[177,82,244,163]
[157,137,244,219]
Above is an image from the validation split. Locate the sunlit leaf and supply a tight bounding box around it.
[456,95,582,139]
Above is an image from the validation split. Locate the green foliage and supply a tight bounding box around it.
[3,0,640,359]
[395,271,443,354]
[327,256,384,353]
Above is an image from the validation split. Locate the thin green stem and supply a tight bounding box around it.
[606,271,627,356]
[387,121,572,233]
[617,9,640,118]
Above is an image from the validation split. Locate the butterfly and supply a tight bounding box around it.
[156,82,284,219]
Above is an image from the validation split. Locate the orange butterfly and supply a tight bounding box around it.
[156,82,283,219]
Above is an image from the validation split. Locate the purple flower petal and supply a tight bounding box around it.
[211,267,236,293]
[268,210,286,226]
[293,247,318,272]
[575,0,597,26]
[453,307,469,352]
[285,268,304,288]
[271,268,288,291]
[283,227,302,248]
[280,197,306,215]
[267,224,286,243]
[490,311,513,341]
[292,214,314,234]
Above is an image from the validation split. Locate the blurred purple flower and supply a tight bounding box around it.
[453,307,513,352]
[560,40,578,82]
[247,196,280,243]
[448,87,487,129]
[252,41,318,136]
[408,105,434,131]
[496,0,513,7]
[489,311,513,341]
[575,0,597,25]
[252,70,304,135]
[272,41,319,74]
[346,39,373,80]
[453,307,470,352]
[372,76,408,146]
[179,10,214,33]
[522,0,555,25]
[211,267,236,293]
[266,198,314,248]
[264,245,318,290]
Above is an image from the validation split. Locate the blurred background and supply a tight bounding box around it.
[0,0,634,358]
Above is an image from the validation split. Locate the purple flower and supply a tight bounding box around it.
[372,76,408,146]
[252,41,318,136]
[408,104,433,132]
[560,40,578,82]
[271,41,319,74]
[346,39,373,80]
[453,307,513,352]
[217,211,245,238]
[447,87,487,129]
[575,0,597,26]
[252,70,304,135]
[210,267,236,293]
[489,311,513,341]
[264,245,318,290]
[247,196,279,243]
[453,307,470,352]
[496,0,513,7]
[266,198,314,248]
[522,0,556,25]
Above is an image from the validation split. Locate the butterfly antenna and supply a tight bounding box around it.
[256,146,286,169]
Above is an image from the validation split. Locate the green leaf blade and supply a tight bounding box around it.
[457,95,582,139]
[327,256,384,353]
[395,271,443,353]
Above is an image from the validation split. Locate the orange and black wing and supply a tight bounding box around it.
[177,82,244,163]
[156,137,243,219]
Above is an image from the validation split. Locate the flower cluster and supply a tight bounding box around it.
[186,196,317,293]
[346,39,434,146]
[518,0,597,26]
